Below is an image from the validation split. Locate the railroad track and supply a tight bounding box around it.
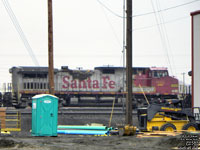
[6,107,137,115]
[59,107,137,115]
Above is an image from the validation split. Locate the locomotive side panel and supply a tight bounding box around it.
[151,76,179,96]
[60,69,123,92]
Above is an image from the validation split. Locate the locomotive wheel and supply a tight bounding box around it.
[160,123,176,132]
[182,123,198,131]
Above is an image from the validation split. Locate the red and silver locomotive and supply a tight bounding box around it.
[9,66,179,107]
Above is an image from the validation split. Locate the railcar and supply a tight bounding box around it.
[8,66,179,108]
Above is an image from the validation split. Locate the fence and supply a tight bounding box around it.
[0,83,12,93]
[0,108,21,132]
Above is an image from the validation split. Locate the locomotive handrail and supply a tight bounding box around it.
[139,84,150,106]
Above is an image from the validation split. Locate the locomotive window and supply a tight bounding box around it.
[154,72,158,77]
[152,71,168,78]
[102,69,115,74]
[133,68,147,75]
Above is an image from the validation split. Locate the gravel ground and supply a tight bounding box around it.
[1,108,198,150]
[0,133,191,150]
[1,123,186,150]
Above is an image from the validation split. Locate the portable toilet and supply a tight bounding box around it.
[32,94,58,136]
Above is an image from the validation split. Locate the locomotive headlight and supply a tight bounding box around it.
[171,90,178,93]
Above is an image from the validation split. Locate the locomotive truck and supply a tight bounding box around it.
[7,66,179,108]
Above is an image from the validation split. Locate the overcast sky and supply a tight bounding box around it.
[0,0,200,88]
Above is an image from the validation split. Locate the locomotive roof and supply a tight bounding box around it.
[95,66,149,70]
[95,66,124,70]
[150,67,168,71]
[10,66,59,73]
[10,66,168,73]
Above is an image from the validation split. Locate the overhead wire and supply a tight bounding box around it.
[154,0,172,74]
[97,0,200,18]
[133,0,200,17]
[96,0,191,77]
[97,0,122,50]
[133,16,189,31]
[2,0,40,66]
[3,0,196,68]
[155,0,177,76]
[150,0,173,75]
[96,0,123,18]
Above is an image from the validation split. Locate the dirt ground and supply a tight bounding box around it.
[0,133,193,150]
[1,109,198,150]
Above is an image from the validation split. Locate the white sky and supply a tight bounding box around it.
[0,0,200,87]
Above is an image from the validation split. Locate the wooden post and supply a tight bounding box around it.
[48,0,55,95]
[0,108,6,129]
[125,0,133,125]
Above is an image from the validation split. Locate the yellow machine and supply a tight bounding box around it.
[137,99,200,132]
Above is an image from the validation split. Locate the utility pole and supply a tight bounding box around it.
[125,0,133,125]
[48,0,55,95]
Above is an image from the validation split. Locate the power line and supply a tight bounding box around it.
[2,0,40,66]
[98,0,122,49]
[96,0,123,18]
[97,0,200,18]
[150,0,173,75]
[134,0,200,17]
[133,16,189,31]
[154,0,175,75]
[156,0,177,76]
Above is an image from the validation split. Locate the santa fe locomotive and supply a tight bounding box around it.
[8,66,179,108]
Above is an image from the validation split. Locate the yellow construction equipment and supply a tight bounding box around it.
[137,98,200,132]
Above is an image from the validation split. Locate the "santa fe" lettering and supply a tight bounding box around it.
[62,76,115,89]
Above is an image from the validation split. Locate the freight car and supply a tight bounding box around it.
[7,66,179,108]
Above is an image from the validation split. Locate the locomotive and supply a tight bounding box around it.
[8,66,179,108]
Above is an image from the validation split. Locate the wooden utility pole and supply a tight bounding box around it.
[125,0,133,125]
[48,0,55,95]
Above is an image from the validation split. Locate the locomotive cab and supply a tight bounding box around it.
[150,67,179,99]
[149,67,169,78]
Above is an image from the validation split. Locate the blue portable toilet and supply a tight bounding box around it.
[32,94,58,136]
